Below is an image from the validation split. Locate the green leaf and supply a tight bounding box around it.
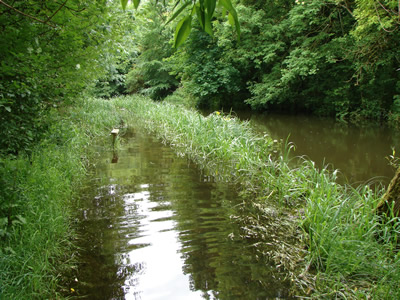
[204,13,213,36]
[16,215,27,225]
[205,0,216,17]
[218,0,240,41]
[195,4,205,29]
[195,3,213,37]
[121,0,128,10]
[174,15,192,48]
[5,106,11,112]
[228,12,235,27]
[166,1,191,25]
[133,0,140,9]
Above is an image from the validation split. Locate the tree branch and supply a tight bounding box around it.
[44,0,68,24]
[0,0,56,28]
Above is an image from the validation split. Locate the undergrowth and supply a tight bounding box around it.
[0,102,122,299]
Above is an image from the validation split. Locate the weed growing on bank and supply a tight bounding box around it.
[0,102,122,299]
[106,95,400,299]
[0,124,85,298]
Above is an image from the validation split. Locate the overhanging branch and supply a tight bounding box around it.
[0,0,57,28]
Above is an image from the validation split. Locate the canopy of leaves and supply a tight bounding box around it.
[156,0,399,121]
[125,1,179,99]
[0,0,129,154]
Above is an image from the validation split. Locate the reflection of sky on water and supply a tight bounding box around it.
[75,130,293,299]
[123,185,204,300]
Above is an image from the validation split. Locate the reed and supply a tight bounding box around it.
[0,98,122,299]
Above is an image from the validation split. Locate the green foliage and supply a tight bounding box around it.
[120,0,240,48]
[0,97,124,299]
[166,0,240,48]
[0,123,84,299]
[164,86,198,108]
[158,0,400,119]
[88,6,138,98]
[125,1,178,99]
[0,0,125,154]
[302,177,400,298]
[168,28,244,109]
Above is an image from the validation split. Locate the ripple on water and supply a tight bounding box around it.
[74,130,293,299]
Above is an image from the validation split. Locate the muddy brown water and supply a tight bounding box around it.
[74,129,292,299]
[245,113,400,186]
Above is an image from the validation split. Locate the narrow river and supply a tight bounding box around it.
[74,129,292,299]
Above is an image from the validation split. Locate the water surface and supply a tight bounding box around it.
[74,129,292,299]
[245,113,400,186]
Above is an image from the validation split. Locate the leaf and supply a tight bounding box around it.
[228,12,235,27]
[218,0,234,15]
[121,0,128,10]
[174,15,192,48]
[195,3,213,37]
[204,14,213,36]
[218,0,240,41]
[166,1,191,25]
[205,0,216,17]
[195,4,205,29]
[133,0,140,9]
[5,106,11,112]
[16,215,27,225]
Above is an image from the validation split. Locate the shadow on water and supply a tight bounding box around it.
[73,129,293,299]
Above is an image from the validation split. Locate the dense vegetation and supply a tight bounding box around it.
[2,0,400,155]
[1,0,400,298]
[122,0,400,121]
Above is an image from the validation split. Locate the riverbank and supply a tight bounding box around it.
[0,103,121,299]
[1,95,398,298]
[109,95,400,299]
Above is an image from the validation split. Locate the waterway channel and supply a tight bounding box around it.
[73,112,399,299]
[74,129,292,299]
[245,113,400,186]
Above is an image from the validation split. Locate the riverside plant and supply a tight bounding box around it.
[103,95,400,299]
[0,130,86,299]
[0,102,123,299]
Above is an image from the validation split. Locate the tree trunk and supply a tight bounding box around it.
[377,166,400,217]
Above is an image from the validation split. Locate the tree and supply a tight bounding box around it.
[125,1,179,99]
[0,0,126,154]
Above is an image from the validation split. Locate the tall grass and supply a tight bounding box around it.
[0,100,122,299]
[302,175,400,299]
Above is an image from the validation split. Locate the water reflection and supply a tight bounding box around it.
[75,129,293,299]
[245,113,400,186]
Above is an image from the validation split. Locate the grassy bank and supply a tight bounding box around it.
[103,95,399,299]
[2,95,398,299]
[0,104,121,299]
